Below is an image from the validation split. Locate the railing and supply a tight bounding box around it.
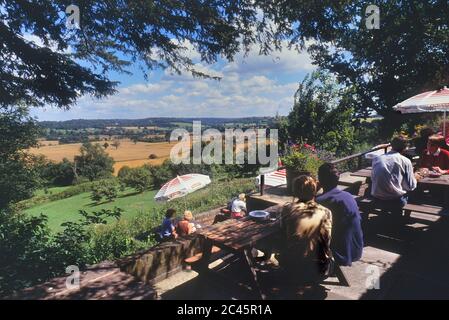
[259,144,391,195]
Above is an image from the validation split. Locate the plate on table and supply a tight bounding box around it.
[249,210,270,221]
[429,172,442,178]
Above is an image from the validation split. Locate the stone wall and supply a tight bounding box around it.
[118,206,225,284]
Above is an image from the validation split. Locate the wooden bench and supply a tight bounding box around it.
[184,245,222,265]
[402,203,445,217]
[354,196,444,217]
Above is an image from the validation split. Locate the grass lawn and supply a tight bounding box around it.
[25,189,162,232]
[34,186,71,197]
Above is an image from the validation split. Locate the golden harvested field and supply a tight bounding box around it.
[29,140,174,175]
[37,140,60,147]
[113,157,169,173]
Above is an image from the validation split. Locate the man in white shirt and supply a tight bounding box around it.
[231,193,247,219]
[371,135,418,217]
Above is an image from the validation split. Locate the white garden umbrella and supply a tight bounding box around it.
[154,174,211,202]
[393,86,449,135]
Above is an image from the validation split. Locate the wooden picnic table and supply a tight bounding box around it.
[195,208,281,299]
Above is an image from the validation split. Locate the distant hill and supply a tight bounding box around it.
[39,117,276,130]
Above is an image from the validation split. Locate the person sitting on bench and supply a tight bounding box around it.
[371,135,418,217]
[278,175,333,285]
[316,163,363,266]
[230,193,247,219]
[176,210,197,236]
[158,208,178,241]
[420,134,449,174]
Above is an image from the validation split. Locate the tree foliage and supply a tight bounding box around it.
[118,167,154,193]
[258,0,449,133]
[0,0,273,109]
[74,142,115,181]
[286,70,356,156]
[91,180,119,203]
[0,207,122,295]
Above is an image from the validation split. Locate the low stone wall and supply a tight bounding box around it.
[119,207,225,284]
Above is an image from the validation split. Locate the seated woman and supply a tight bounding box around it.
[158,208,178,241]
[278,175,333,286]
[420,134,449,174]
[176,210,197,236]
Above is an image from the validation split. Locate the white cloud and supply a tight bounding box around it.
[33,40,316,120]
[223,41,315,76]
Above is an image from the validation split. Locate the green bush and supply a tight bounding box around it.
[74,142,115,181]
[90,180,119,203]
[40,158,75,186]
[282,145,324,177]
[0,207,122,295]
[118,167,153,193]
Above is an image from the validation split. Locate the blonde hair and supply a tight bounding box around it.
[238,193,246,201]
[183,210,193,221]
[292,175,317,202]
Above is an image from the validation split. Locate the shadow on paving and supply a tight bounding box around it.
[361,215,449,299]
[7,261,157,300]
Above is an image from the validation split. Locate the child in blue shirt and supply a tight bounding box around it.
[159,208,178,241]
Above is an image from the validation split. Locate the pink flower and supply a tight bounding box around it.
[303,143,316,152]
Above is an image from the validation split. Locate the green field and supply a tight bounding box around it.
[25,189,162,232]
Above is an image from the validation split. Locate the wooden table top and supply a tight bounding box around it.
[350,168,449,186]
[197,213,281,252]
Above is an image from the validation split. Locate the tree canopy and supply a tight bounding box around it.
[1,1,448,117]
[286,70,355,156]
[258,1,449,122]
[0,0,265,109]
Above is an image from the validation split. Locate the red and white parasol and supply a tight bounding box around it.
[394,86,449,135]
[256,159,286,187]
[154,174,211,201]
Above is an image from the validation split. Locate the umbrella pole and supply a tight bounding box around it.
[444,110,447,138]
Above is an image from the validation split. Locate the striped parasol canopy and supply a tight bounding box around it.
[393,86,449,114]
[256,159,286,187]
[154,174,211,202]
[393,86,449,136]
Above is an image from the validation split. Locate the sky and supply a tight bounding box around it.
[30,40,316,121]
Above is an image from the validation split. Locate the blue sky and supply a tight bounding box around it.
[30,40,316,121]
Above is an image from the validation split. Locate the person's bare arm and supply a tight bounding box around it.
[171,225,178,238]
[432,166,449,174]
